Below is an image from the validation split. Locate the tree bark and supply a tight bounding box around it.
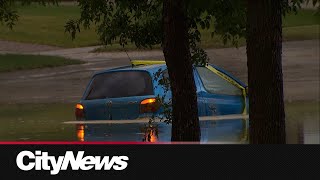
[162,0,200,141]
[247,0,286,143]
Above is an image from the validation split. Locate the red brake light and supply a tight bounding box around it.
[140,98,160,113]
[75,103,85,120]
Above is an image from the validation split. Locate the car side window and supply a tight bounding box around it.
[160,68,202,92]
[196,66,242,96]
[159,69,171,91]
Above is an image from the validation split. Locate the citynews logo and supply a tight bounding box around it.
[16,151,129,175]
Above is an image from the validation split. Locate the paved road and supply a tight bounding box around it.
[0,40,318,104]
[0,40,61,53]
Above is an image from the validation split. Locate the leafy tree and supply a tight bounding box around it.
[1,0,318,142]
[0,0,58,28]
[65,0,319,143]
[246,0,318,144]
[64,0,249,141]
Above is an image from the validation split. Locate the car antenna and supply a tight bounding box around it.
[123,47,133,67]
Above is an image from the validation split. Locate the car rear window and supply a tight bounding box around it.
[85,71,154,100]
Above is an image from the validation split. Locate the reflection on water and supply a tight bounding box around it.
[77,124,85,142]
[298,118,320,144]
[74,115,319,144]
[141,125,159,142]
[75,119,249,144]
[0,102,318,143]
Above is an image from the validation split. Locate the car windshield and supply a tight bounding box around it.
[196,66,242,96]
[85,71,154,100]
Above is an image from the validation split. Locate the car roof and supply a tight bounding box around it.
[91,61,247,87]
[93,64,167,76]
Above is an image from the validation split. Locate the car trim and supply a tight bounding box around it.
[205,65,247,115]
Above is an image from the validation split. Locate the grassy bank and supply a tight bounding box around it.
[0,54,84,72]
[93,24,319,52]
[0,4,318,49]
[0,4,99,47]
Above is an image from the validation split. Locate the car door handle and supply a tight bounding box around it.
[128,101,137,104]
[106,101,112,107]
[208,105,216,112]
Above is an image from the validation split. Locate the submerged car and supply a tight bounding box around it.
[75,60,249,120]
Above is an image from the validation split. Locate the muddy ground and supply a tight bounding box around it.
[0,39,318,104]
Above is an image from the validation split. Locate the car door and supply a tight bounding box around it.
[80,73,110,120]
[156,68,206,117]
[193,67,207,116]
[195,65,246,115]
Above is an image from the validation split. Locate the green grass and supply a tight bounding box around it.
[0,4,318,50]
[199,9,319,49]
[94,24,319,52]
[94,9,320,52]
[0,4,99,48]
[0,101,318,141]
[283,9,320,27]
[283,25,319,41]
[0,54,84,72]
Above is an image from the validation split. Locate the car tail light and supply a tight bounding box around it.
[140,98,160,113]
[75,103,85,120]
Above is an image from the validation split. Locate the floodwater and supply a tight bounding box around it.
[72,118,249,143]
[0,102,318,144]
[61,115,320,144]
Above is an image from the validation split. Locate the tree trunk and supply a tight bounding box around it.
[162,0,200,141]
[246,0,286,143]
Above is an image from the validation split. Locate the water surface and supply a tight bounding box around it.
[0,102,318,144]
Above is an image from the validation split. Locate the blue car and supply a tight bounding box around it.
[75,60,249,120]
